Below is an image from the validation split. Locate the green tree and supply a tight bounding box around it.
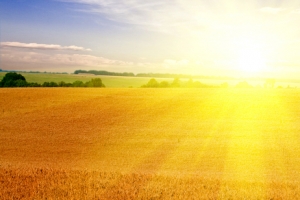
[73,80,85,87]
[15,79,28,87]
[85,78,105,87]
[185,78,194,88]
[42,82,50,87]
[27,82,41,87]
[171,78,181,88]
[65,83,73,87]
[49,82,58,87]
[58,81,67,87]
[0,72,27,87]
[57,81,72,87]
[142,78,159,88]
[159,81,170,88]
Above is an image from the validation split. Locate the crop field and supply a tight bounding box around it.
[1,88,300,199]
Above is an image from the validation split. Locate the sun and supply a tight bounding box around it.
[237,48,266,74]
[234,37,268,77]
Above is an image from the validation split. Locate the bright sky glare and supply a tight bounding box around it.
[1,0,300,78]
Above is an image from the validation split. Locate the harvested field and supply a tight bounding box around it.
[1,88,300,199]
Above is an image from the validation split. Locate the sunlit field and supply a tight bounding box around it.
[1,88,300,199]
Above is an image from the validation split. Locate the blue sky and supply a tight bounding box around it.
[1,0,300,78]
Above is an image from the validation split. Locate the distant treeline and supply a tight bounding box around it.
[142,78,228,88]
[74,70,135,77]
[141,78,285,89]
[136,73,193,78]
[24,71,68,74]
[0,69,68,74]
[0,72,105,88]
[74,70,224,79]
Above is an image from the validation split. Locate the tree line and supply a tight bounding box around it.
[74,69,221,79]
[141,78,283,89]
[0,72,105,88]
[141,78,228,88]
[74,70,135,77]
[0,69,68,74]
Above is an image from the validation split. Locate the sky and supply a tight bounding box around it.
[1,0,300,78]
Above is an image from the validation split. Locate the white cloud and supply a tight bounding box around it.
[0,42,92,51]
[1,46,197,73]
[57,0,210,33]
[260,7,285,14]
[1,50,132,67]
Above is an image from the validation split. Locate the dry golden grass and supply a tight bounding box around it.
[1,88,300,199]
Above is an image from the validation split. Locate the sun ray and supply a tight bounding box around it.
[219,91,269,198]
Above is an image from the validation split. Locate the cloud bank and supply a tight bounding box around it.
[2,49,129,67]
[1,42,92,51]
[1,41,199,74]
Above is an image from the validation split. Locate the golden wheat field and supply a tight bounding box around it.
[1,88,300,199]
